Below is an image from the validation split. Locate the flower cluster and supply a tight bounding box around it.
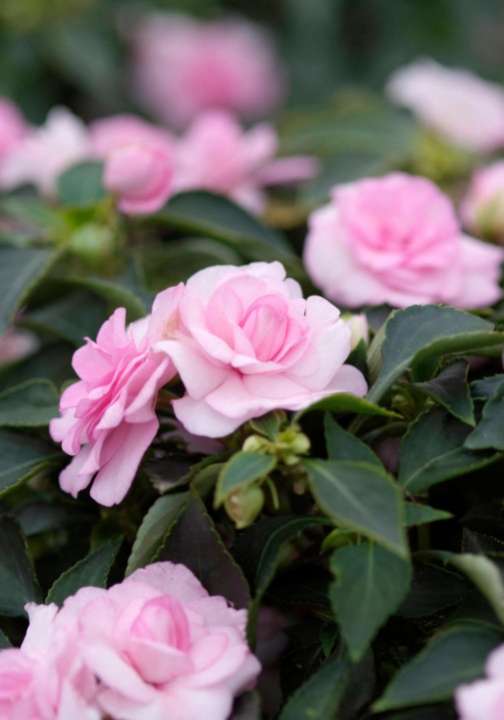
[50,261,367,505]
[0,562,260,719]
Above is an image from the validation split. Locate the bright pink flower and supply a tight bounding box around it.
[174,111,317,213]
[131,14,284,128]
[154,261,367,438]
[50,300,179,506]
[64,562,260,720]
[387,59,504,152]
[90,115,175,215]
[461,161,504,237]
[0,98,27,161]
[0,107,90,195]
[456,644,504,719]
[304,173,504,309]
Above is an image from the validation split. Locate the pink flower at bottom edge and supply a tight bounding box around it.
[455,644,504,719]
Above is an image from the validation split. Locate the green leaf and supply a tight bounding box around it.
[295,393,399,421]
[0,629,11,649]
[0,379,58,428]
[414,360,475,426]
[157,191,303,277]
[324,414,381,466]
[465,384,504,451]
[215,452,276,507]
[249,411,285,440]
[471,375,504,401]
[404,503,452,527]
[126,492,189,576]
[399,408,498,493]
[305,459,408,557]
[159,492,250,609]
[368,305,503,405]
[330,542,412,661]
[278,652,351,720]
[373,623,503,711]
[57,161,106,207]
[0,245,60,335]
[24,290,107,346]
[59,275,146,320]
[46,537,122,606]
[0,515,41,616]
[0,430,61,495]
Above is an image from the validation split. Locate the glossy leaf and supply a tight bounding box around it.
[414,360,475,426]
[324,414,381,466]
[404,503,452,527]
[0,430,61,495]
[0,379,59,428]
[465,384,504,451]
[215,451,276,506]
[295,392,399,420]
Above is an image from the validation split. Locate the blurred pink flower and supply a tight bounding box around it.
[304,173,504,308]
[174,111,318,213]
[50,300,179,506]
[456,644,504,719]
[387,59,504,152]
[0,107,91,196]
[91,115,175,215]
[0,97,27,161]
[0,328,37,366]
[131,14,285,128]
[154,261,367,438]
[461,161,504,238]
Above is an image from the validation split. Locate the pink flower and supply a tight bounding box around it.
[174,111,317,214]
[0,98,27,161]
[304,173,504,309]
[461,161,504,239]
[386,59,504,152]
[50,300,179,506]
[0,107,91,196]
[131,14,284,128]
[0,603,99,719]
[154,261,367,438]
[456,644,504,719]
[90,115,175,215]
[63,562,260,720]
[0,328,37,366]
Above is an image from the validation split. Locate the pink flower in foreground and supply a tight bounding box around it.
[131,14,284,128]
[50,300,179,506]
[455,644,504,719]
[461,162,504,239]
[174,111,318,214]
[304,173,504,308]
[90,115,175,215]
[0,107,90,195]
[386,58,504,152]
[64,562,260,719]
[155,261,367,438]
[0,98,27,161]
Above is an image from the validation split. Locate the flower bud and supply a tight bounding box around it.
[242,434,270,454]
[68,223,115,267]
[461,161,504,242]
[343,313,369,350]
[224,484,264,529]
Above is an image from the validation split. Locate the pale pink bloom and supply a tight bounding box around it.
[304,173,504,309]
[0,107,91,196]
[90,115,175,215]
[131,14,284,128]
[461,161,504,236]
[387,59,504,153]
[456,644,504,719]
[0,98,27,161]
[50,296,180,506]
[174,111,317,214]
[0,603,99,719]
[65,562,260,720]
[154,261,367,438]
[343,313,369,349]
[0,328,37,366]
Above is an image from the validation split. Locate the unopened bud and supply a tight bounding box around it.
[242,435,270,454]
[343,313,369,350]
[224,484,264,529]
[68,223,115,267]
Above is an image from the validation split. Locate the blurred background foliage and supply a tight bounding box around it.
[2,0,504,122]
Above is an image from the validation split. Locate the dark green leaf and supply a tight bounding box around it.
[0,379,58,427]
[215,452,276,506]
[414,360,475,426]
[24,290,107,345]
[324,414,381,466]
[465,384,504,451]
[295,393,399,420]
[126,492,189,576]
[0,430,61,495]
[330,542,411,660]
[471,375,504,401]
[249,411,285,440]
[305,459,408,557]
[399,408,498,493]
[0,629,11,649]
[0,245,60,335]
[404,503,452,527]
[46,537,122,606]
[373,623,503,711]
[159,492,250,609]
[0,515,41,616]
[368,306,503,404]
[59,275,146,320]
[57,161,106,207]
